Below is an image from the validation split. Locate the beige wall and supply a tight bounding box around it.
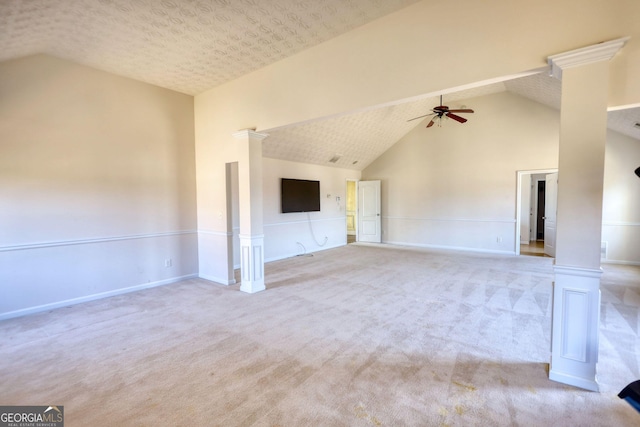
[261,158,360,261]
[360,91,639,263]
[602,129,640,264]
[197,0,640,133]
[4,0,639,315]
[361,91,560,252]
[194,0,640,279]
[223,157,359,270]
[0,55,198,318]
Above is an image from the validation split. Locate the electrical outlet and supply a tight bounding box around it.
[496,237,502,243]
[164,259,172,267]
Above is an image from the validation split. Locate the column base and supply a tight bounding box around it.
[239,234,265,294]
[240,283,265,293]
[549,264,602,391]
[549,367,599,392]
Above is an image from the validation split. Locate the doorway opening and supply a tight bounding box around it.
[346,179,357,243]
[225,161,240,282]
[535,180,546,240]
[345,179,382,244]
[515,169,558,257]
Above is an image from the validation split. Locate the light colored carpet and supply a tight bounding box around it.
[1,243,639,426]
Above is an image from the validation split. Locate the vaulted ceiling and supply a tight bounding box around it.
[0,0,420,95]
[1,0,638,171]
[264,72,640,170]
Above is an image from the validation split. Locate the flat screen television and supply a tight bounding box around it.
[281,178,321,213]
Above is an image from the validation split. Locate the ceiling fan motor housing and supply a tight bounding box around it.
[407,96,474,128]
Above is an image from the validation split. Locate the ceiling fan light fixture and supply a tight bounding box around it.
[407,94,474,128]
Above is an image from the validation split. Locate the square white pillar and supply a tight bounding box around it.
[233,130,268,294]
[546,36,628,391]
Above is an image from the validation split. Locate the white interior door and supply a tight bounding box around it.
[544,172,558,257]
[358,180,381,243]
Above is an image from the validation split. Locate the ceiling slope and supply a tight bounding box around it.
[1,0,638,171]
[265,73,640,171]
[0,0,420,95]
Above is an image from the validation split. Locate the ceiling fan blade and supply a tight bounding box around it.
[447,109,474,113]
[407,113,435,122]
[426,118,436,128]
[447,113,468,123]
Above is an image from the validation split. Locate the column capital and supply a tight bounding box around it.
[547,36,630,80]
[232,129,269,140]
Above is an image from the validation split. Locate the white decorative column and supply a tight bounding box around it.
[547,37,629,391]
[232,130,269,293]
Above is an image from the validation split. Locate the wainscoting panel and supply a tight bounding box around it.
[383,216,517,255]
[1,231,198,319]
[263,216,346,262]
[549,265,602,391]
[560,289,589,362]
[197,229,235,285]
[601,222,640,265]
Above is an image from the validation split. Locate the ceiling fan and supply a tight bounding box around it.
[407,95,474,128]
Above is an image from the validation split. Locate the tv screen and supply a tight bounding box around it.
[281,178,321,213]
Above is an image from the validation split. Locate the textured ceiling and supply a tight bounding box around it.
[1,0,638,171]
[607,108,640,141]
[505,72,640,143]
[263,83,507,170]
[265,72,640,170]
[0,0,420,95]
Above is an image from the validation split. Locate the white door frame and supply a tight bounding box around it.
[515,168,558,255]
[530,175,546,242]
[346,179,358,240]
[543,172,558,257]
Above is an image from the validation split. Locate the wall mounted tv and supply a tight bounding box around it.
[281,178,321,213]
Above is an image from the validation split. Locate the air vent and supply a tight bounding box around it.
[329,154,342,163]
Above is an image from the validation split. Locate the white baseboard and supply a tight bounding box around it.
[549,368,599,392]
[601,259,640,266]
[264,242,346,263]
[383,240,515,256]
[199,274,236,286]
[0,274,198,321]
